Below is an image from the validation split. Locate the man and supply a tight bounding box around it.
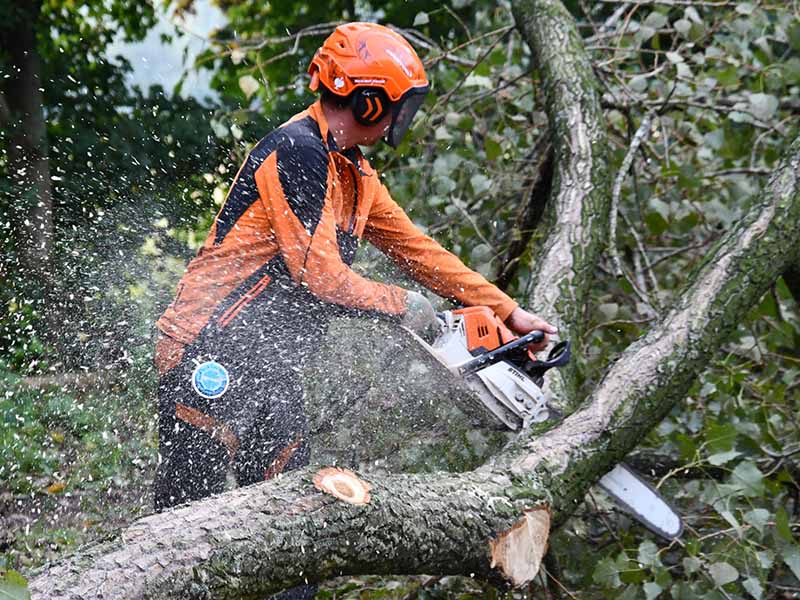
[153,22,555,512]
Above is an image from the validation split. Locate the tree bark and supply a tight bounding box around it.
[28,135,800,600]
[1,0,53,276]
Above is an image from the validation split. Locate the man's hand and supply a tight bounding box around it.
[401,291,440,342]
[505,307,557,353]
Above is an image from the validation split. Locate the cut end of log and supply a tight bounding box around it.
[489,507,551,588]
[313,467,372,505]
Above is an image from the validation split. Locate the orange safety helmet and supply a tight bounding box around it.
[308,22,429,147]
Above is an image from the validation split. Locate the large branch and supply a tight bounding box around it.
[29,135,800,599]
[494,135,800,499]
[512,0,610,404]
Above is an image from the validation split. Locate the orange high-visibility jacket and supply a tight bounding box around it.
[156,100,518,347]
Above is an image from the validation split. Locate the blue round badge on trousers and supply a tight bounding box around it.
[191,361,229,399]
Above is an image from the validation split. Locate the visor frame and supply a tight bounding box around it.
[385,85,429,148]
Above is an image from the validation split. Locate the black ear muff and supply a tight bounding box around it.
[351,88,390,125]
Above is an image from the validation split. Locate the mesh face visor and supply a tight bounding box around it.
[385,86,428,148]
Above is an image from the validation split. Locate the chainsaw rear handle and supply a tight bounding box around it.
[527,340,571,373]
[457,330,546,375]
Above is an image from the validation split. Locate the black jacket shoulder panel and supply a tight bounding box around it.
[213,116,324,245]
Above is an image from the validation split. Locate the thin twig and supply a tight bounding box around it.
[454,200,493,249]
[648,238,717,268]
[435,27,513,108]
[609,110,655,277]
[620,210,660,296]
[703,167,772,178]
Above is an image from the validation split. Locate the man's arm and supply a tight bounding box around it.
[363,182,519,320]
[363,182,556,342]
[255,140,407,316]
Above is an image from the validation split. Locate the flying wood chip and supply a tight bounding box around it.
[313,467,372,505]
[489,507,551,588]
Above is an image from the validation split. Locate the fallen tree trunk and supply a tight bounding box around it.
[28,134,800,599]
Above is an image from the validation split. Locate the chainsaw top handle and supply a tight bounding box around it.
[457,329,545,375]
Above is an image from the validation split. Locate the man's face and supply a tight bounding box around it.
[354,111,393,147]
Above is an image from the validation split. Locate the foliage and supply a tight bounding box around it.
[0,361,156,568]
[0,1,227,371]
[1,0,799,597]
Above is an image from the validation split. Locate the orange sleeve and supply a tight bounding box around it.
[255,141,407,316]
[363,182,519,322]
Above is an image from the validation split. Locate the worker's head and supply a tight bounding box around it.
[308,22,429,148]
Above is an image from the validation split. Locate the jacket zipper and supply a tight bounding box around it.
[347,162,359,234]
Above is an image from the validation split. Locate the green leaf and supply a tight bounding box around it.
[731,461,764,497]
[637,26,656,42]
[782,545,800,581]
[682,556,702,574]
[456,115,475,131]
[748,93,779,121]
[674,18,691,36]
[707,449,741,466]
[715,65,740,87]
[756,550,774,570]
[776,507,794,542]
[638,540,661,568]
[705,422,737,453]
[593,557,622,588]
[666,51,683,64]
[790,22,800,51]
[708,562,738,587]
[786,58,800,86]
[630,75,649,93]
[643,12,668,29]
[484,138,502,161]
[412,11,429,26]
[644,211,669,235]
[0,569,31,600]
[435,126,453,141]
[743,508,770,535]
[643,581,663,600]
[463,74,492,89]
[470,174,492,194]
[743,577,763,600]
[469,243,492,265]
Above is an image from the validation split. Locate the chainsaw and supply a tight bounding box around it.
[407,306,684,540]
[424,306,570,430]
